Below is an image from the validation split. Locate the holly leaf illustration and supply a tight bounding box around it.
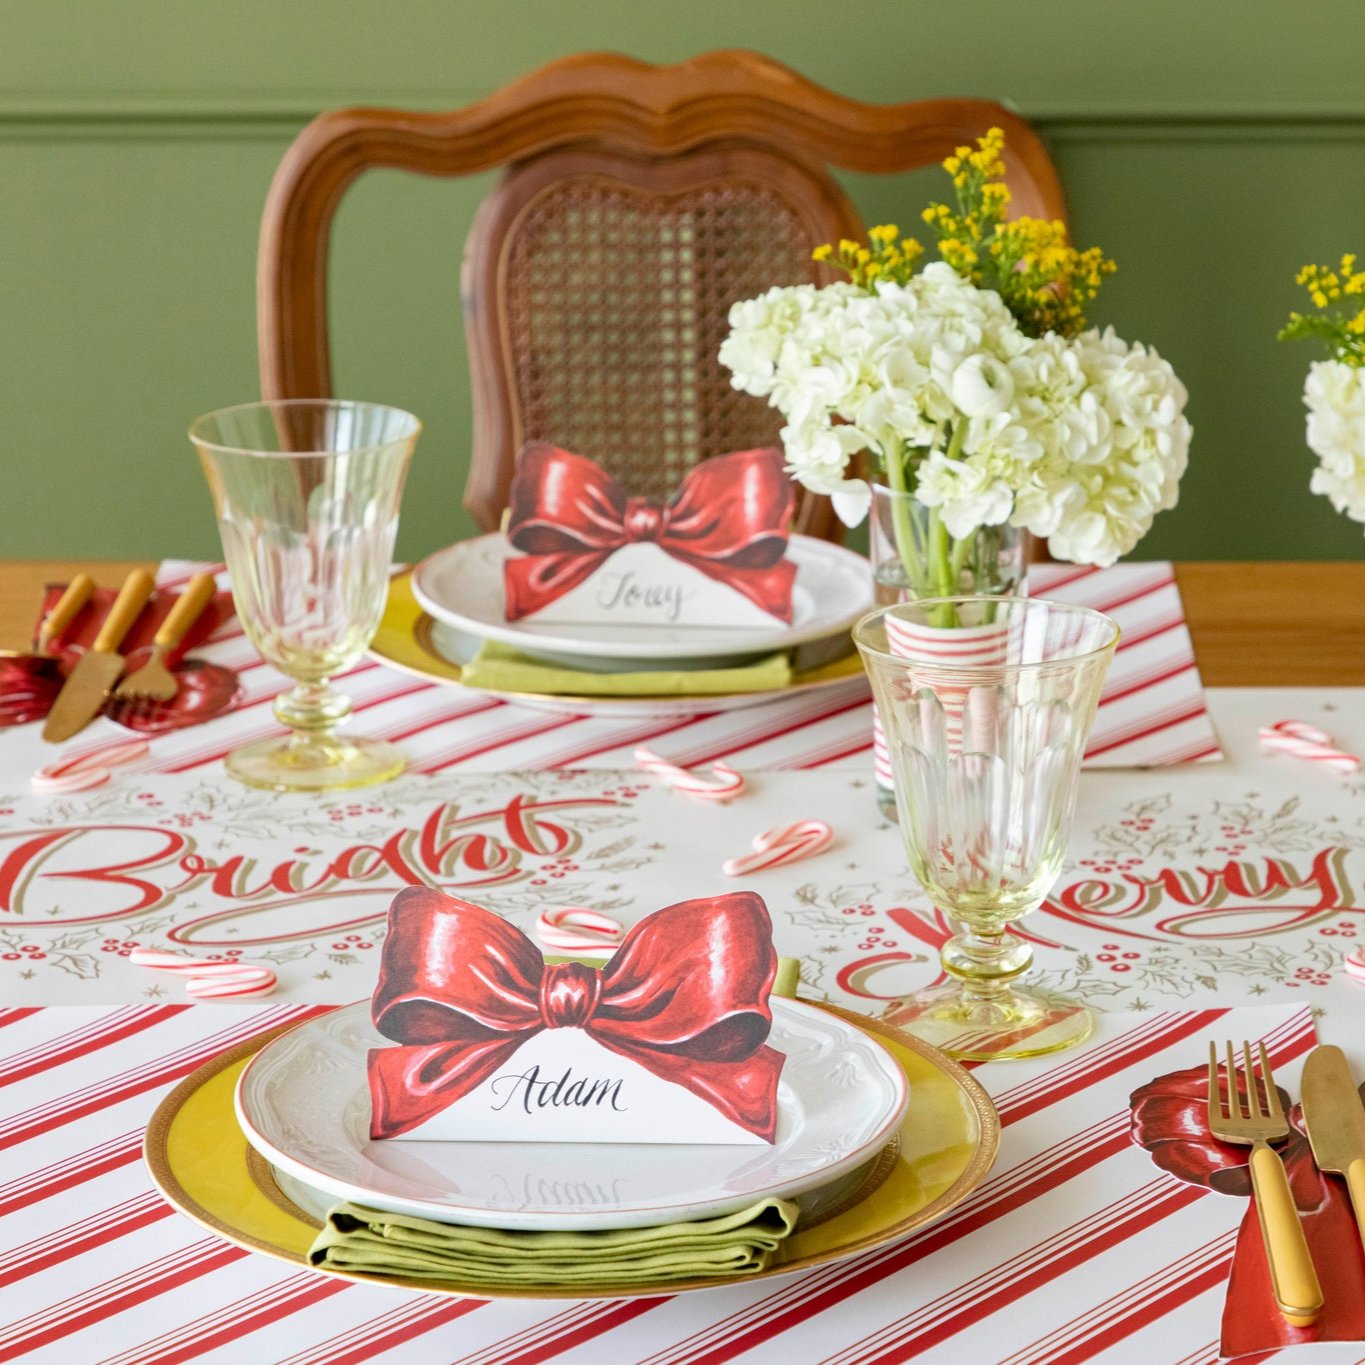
[825,884,882,908]
[573,812,635,833]
[48,931,100,953]
[1135,964,1195,995]
[1190,943,1294,978]
[587,838,636,860]
[792,954,831,1000]
[121,915,177,938]
[784,905,851,933]
[50,952,102,980]
[258,944,316,965]
[1072,974,1135,998]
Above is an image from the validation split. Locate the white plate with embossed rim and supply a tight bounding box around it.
[234,997,909,1232]
[410,534,874,668]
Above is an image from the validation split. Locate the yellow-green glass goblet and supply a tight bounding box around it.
[190,399,421,792]
[855,596,1118,1061]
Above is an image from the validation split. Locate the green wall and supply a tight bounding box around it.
[4,0,1365,563]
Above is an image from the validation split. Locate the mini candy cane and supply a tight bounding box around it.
[31,738,150,794]
[1257,721,1361,775]
[185,966,278,1000]
[130,946,277,1000]
[723,820,834,877]
[1344,947,1365,986]
[535,907,624,958]
[634,747,745,802]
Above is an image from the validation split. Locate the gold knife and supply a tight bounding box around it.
[42,569,155,742]
[35,573,96,657]
[1301,1043,1365,1253]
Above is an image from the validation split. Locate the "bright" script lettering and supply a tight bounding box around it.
[0,794,619,929]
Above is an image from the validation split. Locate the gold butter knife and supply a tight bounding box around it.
[1301,1044,1365,1254]
[35,574,96,658]
[42,569,155,742]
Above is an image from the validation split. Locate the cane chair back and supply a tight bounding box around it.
[258,50,1066,539]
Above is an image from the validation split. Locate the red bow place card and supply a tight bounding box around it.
[502,444,797,628]
[367,887,786,1145]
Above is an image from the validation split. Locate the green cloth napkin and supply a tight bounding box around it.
[460,639,792,696]
[307,1197,799,1285]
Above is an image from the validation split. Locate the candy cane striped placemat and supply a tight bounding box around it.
[16,558,1217,785]
[0,1001,1324,1364]
[1029,563,1223,768]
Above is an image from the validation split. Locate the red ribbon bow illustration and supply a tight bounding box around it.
[502,444,797,622]
[367,887,784,1141]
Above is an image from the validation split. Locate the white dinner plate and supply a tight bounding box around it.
[367,572,871,720]
[267,1143,892,1237]
[235,997,909,1232]
[410,534,874,666]
[428,619,859,677]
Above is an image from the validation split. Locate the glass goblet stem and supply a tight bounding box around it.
[273,680,353,733]
[940,923,1034,992]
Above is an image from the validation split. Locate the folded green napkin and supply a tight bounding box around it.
[307,1197,799,1286]
[460,639,792,696]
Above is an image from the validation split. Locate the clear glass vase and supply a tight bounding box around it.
[868,484,1027,818]
[869,483,1026,605]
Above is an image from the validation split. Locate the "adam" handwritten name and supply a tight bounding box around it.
[488,1065,627,1114]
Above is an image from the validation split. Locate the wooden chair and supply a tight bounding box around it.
[258,50,1066,539]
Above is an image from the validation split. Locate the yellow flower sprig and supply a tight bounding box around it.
[923,127,1009,285]
[988,218,1116,337]
[810,127,1116,338]
[1279,254,1365,365]
[813,226,924,289]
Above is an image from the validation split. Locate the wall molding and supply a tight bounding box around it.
[5,94,1365,142]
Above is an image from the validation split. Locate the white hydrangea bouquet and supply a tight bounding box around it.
[1280,255,1365,529]
[719,130,1192,593]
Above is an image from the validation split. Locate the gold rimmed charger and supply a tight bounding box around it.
[368,573,868,716]
[143,1003,998,1301]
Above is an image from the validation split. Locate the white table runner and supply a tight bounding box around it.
[2,562,1361,1363]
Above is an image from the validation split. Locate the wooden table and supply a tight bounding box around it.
[3,559,1364,686]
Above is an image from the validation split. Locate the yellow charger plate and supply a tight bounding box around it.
[368,573,868,717]
[144,1004,998,1300]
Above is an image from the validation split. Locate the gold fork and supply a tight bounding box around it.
[112,573,217,702]
[1207,1040,1323,1326]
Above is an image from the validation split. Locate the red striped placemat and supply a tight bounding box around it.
[13,559,1219,779]
[0,1001,1312,1363]
[1029,562,1223,767]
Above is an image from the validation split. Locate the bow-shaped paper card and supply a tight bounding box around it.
[502,444,797,629]
[367,887,787,1145]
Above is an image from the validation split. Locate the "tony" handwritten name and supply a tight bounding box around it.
[593,570,691,622]
[488,1065,627,1114]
